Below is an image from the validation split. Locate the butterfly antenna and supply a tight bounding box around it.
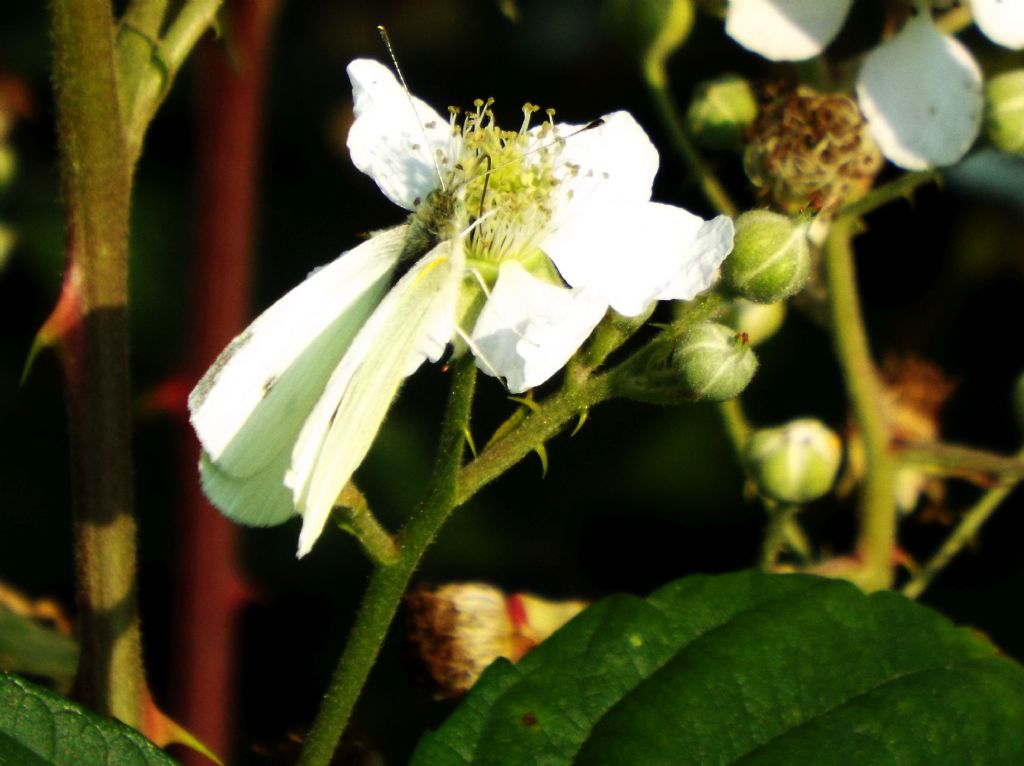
[378,25,447,191]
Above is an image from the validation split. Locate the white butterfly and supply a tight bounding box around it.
[190,57,734,557]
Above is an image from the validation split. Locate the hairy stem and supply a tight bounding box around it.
[297,359,477,766]
[334,483,399,566]
[824,218,897,591]
[48,0,141,724]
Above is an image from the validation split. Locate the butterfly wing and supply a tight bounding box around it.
[286,239,464,556]
[189,225,410,526]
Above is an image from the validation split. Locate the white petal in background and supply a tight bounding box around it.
[471,262,607,393]
[725,0,852,61]
[969,0,1024,50]
[856,15,983,170]
[346,58,455,211]
[542,201,731,318]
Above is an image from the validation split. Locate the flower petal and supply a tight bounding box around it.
[543,201,733,317]
[471,262,607,393]
[856,15,983,170]
[969,0,1024,50]
[548,111,660,226]
[725,0,852,61]
[346,58,455,210]
[657,214,736,301]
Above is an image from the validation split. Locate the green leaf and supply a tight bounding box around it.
[411,570,1024,766]
[0,608,78,686]
[0,673,179,766]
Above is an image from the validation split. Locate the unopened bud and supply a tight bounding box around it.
[745,419,842,503]
[722,210,810,303]
[723,298,786,346]
[686,74,757,150]
[673,322,758,400]
[985,70,1024,156]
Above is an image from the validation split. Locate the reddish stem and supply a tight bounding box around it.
[173,2,278,762]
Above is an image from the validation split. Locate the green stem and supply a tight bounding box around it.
[297,358,477,766]
[761,504,800,570]
[837,171,941,222]
[824,218,897,591]
[48,0,142,724]
[895,441,1024,483]
[333,483,398,566]
[644,63,739,218]
[457,374,614,503]
[718,397,751,453]
[902,447,1024,600]
[122,0,224,162]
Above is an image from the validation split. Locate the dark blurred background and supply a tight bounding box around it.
[1,1,1023,763]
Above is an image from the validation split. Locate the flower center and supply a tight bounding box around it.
[409,99,565,273]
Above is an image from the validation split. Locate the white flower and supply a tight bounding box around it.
[190,58,734,557]
[348,58,734,392]
[724,1,1024,169]
[856,15,982,171]
[725,0,853,62]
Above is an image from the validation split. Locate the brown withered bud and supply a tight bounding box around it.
[843,355,958,519]
[405,582,587,697]
[744,83,883,214]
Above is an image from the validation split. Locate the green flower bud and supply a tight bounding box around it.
[672,322,758,401]
[985,70,1024,156]
[603,0,694,75]
[722,210,810,304]
[686,74,757,151]
[745,419,842,504]
[722,298,786,346]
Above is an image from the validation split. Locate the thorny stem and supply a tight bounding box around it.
[297,358,477,766]
[48,0,141,724]
[824,218,897,591]
[298,336,639,764]
[902,448,1024,599]
[46,0,224,727]
[644,64,739,218]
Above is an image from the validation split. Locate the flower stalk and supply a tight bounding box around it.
[297,357,478,766]
[824,217,897,591]
[644,65,739,218]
